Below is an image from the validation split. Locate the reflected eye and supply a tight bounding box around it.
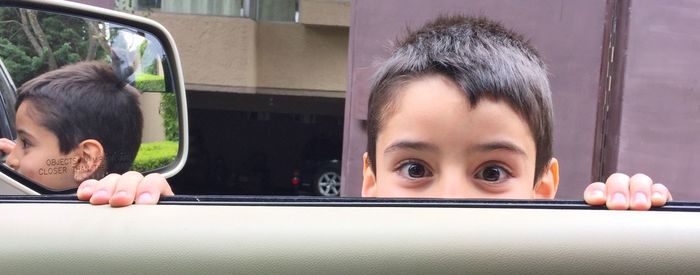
[475,165,509,183]
[19,138,31,149]
[397,161,432,179]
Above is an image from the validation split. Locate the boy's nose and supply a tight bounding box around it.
[5,149,19,170]
[438,169,472,198]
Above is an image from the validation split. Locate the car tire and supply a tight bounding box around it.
[314,167,341,197]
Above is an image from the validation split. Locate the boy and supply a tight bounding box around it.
[0,61,144,191]
[77,15,671,210]
[358,15,671,210]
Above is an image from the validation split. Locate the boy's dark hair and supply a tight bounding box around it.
[16,61,143,176]
[366,15,553,182]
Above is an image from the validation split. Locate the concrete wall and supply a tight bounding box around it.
[257,23,348,92]
[149,13,258,88]
[147,12,348,94]
[299,0,351,27]
[140,93,166,143]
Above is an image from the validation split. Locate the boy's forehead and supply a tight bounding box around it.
[381,75,467,117]
[15,101,52,133]
[16,101,41,123]
[385,76,532,137]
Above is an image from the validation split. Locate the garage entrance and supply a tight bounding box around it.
[170,91,344,195]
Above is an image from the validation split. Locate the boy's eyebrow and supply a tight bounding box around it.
[384,140,439,154]
[16,129,33,139]
[470,141,527,156]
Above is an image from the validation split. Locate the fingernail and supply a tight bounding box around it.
[93,189,107,198]
[652,192,664,201]
[634,192,647,204]
[136,192,152,204]
[591,190,605,198]
[80,186,92,194]
[115,191,128,198]
[612,193,626,204]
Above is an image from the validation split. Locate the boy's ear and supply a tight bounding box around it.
[72,139,105,182]
[534,158,559,199]
[361,152,378,197]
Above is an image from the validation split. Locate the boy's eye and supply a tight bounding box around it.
[398,161,432,179]
[475,165,509,183]
[20,138,31,149]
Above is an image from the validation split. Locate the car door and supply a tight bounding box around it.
[3,197,700,273]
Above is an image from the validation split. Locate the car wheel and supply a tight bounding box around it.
[315,169,341,197]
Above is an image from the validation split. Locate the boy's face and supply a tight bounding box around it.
[362,75,558,199]
[6,102,78,191]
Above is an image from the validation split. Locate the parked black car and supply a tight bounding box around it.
[291,137,341,196]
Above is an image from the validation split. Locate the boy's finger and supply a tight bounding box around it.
[628,173,653,210]
[89,173,120,205]
[650,183,672,207]
[134,173,173,204]
[0,138,14,145]
[76,179,99,201]
[604,173,631,210]
[0,138,15,154]
[583,181,607,206]
[109,171,145,207]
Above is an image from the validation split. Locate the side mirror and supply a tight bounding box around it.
[0,0,188,194]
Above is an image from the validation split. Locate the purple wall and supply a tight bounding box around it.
[604,0,700,200]
[342,0,610,198]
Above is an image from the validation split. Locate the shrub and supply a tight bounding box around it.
[131,140,178,171]
[134,73,178,142]
[135,73,165,92]
[160,92,178,141]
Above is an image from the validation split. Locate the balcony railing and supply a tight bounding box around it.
[136,0,298,22]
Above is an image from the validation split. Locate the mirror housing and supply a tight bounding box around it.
[0,0,188,195]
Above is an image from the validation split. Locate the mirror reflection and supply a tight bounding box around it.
[0,7,179,191]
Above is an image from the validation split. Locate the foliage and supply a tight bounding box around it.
[160,92,179,142]
[131,140,178,171]
[135,73,165,91]
[115,0,136,14]
[0,37,43,86]
[0,7,107,86]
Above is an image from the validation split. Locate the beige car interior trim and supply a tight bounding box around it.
[2,203,698,273]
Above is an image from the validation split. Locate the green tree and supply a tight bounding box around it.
[0,7,108,86]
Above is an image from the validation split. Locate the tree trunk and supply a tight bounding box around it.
[86,34,97,61]
[85,20,98,60]
[26,10,57,70]
[18,10,43,57]
[85,20,111,60]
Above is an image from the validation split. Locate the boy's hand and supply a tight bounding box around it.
[583,173,672,210]
[77,171,174,207]
[0,138,15,155]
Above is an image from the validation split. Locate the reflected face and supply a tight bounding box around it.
[6,102,78,191]
[362,75,555,199]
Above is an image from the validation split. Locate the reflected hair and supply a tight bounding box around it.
[16,61,143,175]
[366,15,553,182]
